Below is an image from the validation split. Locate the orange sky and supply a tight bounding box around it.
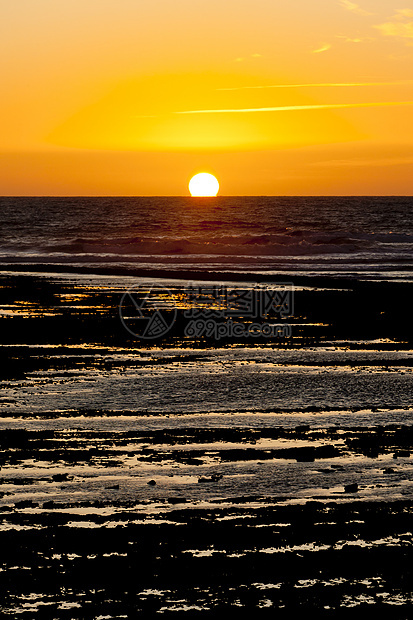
[1,0,412,195]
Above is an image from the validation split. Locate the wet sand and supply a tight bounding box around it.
[1,270,413,617]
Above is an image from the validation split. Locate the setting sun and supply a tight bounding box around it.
[188,173,220,197]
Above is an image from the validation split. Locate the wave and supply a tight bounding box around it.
[5,230,412,259]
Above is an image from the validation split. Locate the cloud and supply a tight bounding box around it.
[395,9,413,18]
[175,101,413,115]
[310,156,413,168]
[336,35,363,42]
[335,34,377,43]
[235,53,263,61]
[374,20,413,40]
[216,80,412,91]
[339,1,373,16]
[373,7,413,42]
[312,44,331,53]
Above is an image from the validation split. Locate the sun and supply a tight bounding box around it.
[188,173,219,197]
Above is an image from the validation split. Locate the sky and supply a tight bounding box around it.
[0,0,412,195]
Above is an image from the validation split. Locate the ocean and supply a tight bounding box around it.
[1,196,413,616]
[1,196,412,280]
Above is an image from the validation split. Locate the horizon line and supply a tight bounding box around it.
[1,194,412,198]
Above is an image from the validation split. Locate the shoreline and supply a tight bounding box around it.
[1,261,413,287]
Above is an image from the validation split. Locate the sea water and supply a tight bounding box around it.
[1,196,412,280]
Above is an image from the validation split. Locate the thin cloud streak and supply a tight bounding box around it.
[175,101,413,115]
[335,35,364,42]
[312,44,331,53]
[310,156,413,168]
[217,81,412,91]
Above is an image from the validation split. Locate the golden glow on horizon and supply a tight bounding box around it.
[189,173,219,197]
[0,0,412,195]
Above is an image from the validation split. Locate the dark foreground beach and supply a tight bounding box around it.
[1,267,413,617]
